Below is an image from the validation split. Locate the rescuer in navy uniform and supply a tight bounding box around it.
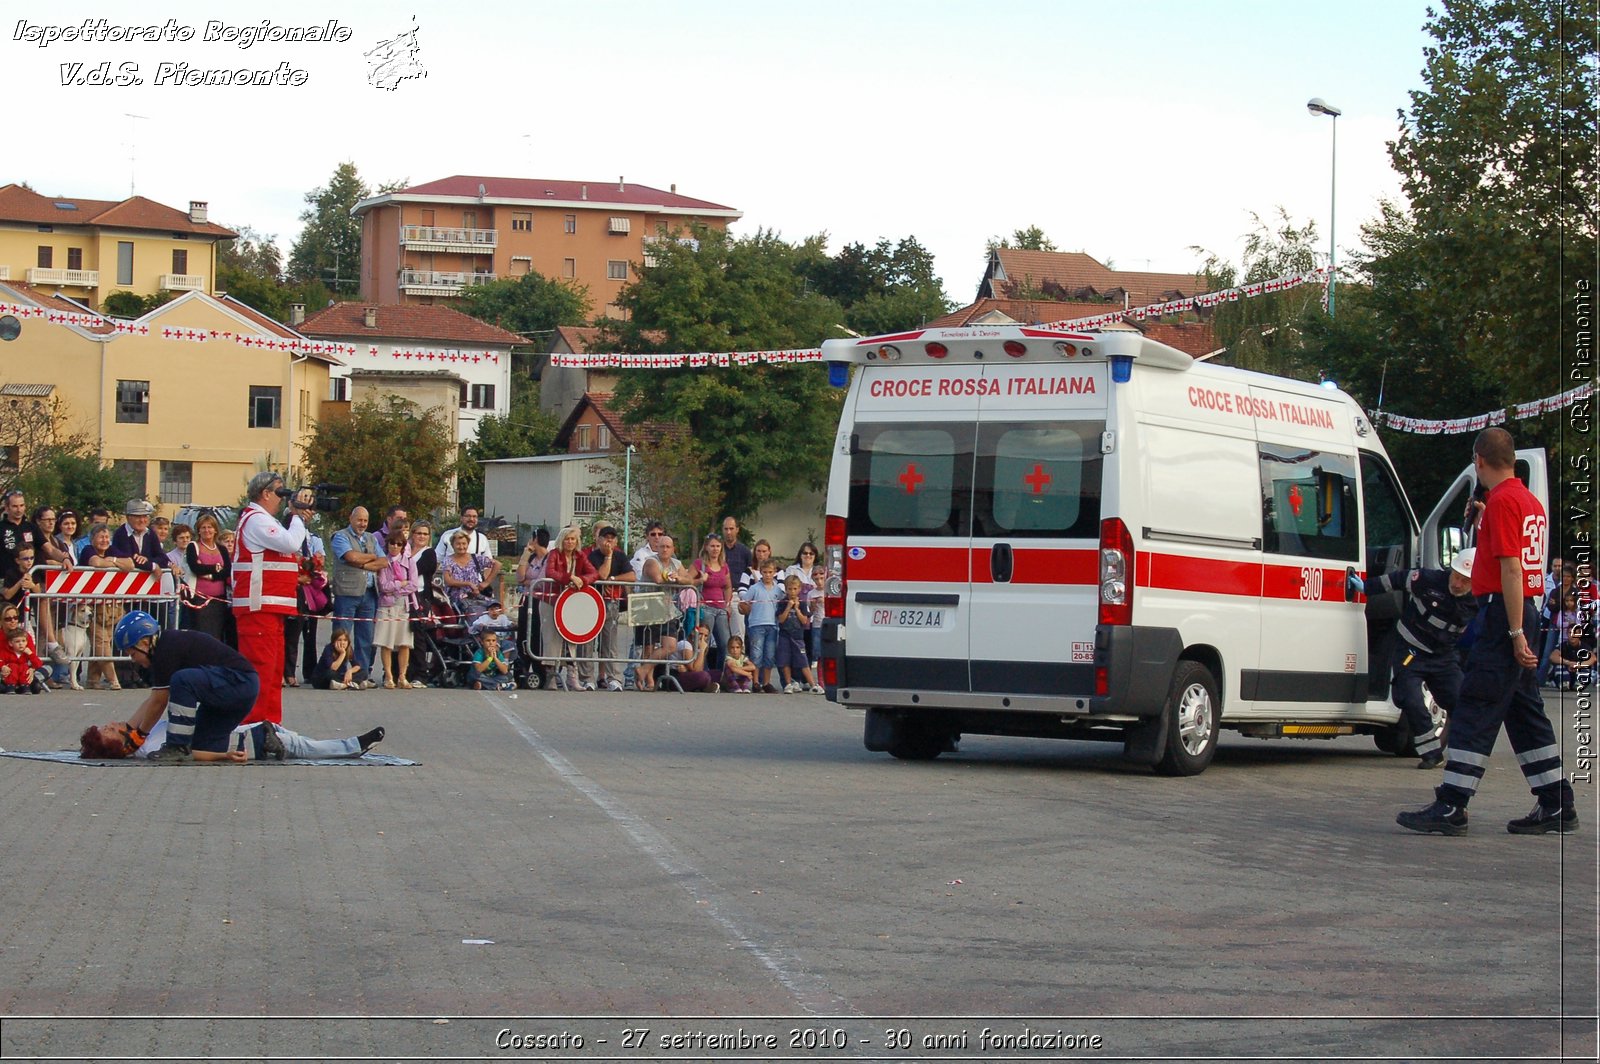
[1398,428,1576,836]
[1370,547,1478,770]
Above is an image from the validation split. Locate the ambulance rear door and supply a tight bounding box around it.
[1419,448,1550,575]
[842,365,978,695]
[966,361,1108,698]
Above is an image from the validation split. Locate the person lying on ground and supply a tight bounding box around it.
[79,717,385,762]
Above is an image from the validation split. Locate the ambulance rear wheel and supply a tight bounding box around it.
[887,724,946,761]
[1154,661,1219,776]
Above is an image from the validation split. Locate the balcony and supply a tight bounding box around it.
[400,225,498,253]
[399,270,496,296]
[158,273,205,291]
[25,267,98,287]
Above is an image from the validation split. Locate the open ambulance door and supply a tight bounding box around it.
[1420,448,1548,584]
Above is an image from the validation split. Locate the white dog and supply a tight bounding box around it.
[54,604,93,690]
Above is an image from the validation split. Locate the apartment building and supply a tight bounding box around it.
[352,176,740,315]
[0,184,236,310]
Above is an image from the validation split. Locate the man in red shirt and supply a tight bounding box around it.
[1398,428,1576,836]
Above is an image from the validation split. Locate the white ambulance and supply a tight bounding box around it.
[818,326,1545,774]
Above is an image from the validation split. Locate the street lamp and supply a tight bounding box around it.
[1306,97,1341,317]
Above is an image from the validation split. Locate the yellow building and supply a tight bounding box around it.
[0,282,339,514]
[0,184,236,310]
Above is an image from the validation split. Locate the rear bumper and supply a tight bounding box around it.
[827,622,1183,720]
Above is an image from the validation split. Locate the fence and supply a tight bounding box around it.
[24,567,183,686]
[485,577,691,688]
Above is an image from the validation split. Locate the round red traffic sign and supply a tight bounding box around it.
[553,585,606,645]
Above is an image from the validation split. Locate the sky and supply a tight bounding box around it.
[6,0,1437,305]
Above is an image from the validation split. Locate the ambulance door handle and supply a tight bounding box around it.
[990,543,1013,583]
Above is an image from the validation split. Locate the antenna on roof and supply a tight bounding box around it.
[123,114,150,195]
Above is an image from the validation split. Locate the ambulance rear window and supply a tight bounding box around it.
[975,422,1102,538]
[849,424,970,537]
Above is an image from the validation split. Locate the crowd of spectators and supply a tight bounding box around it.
[2,488,833,698]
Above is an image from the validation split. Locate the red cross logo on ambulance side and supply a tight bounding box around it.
[899,463,925,494]
[1023,463,1052,494]
[1287,484,1304,517]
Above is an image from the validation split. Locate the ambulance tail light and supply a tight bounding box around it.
[824,515,846,620]
[924,341,948,359]
[1098,517,1134,627]
[1003,340,1027,358]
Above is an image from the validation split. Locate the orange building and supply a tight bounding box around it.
[352,176,740,315]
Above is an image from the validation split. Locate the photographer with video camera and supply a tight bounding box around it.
[231,471,313,725]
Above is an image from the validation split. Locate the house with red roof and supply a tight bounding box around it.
[295,302,525,444]
[351,176,740,314]
[978,248,1210,309]
[0,283,338,513]
[0,184,236,311]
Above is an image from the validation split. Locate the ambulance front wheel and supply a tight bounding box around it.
[1153,660,1220,776]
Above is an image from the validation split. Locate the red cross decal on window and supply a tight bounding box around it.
[1023,463,1052,494]
[1288,484,1304,517]
[899,463,925,494]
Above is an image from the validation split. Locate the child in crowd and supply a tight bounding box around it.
[1,629,48,693]
[666,622,719,693]
[776,575,821,693]
[721,635,757,692]
[313,628,365,691]
[808,564,827,668]
[1,546,39,618]
[468,600,516,638]
[739,559,784,692]
[472,631,515,690]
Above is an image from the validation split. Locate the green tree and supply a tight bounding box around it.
[1324,0,1598,529]
[303,395,461,518]
[801,236,952,335]
[613,434,724,546]
[457,270,592,337]
[603,225,847,519]
[1193,208,1325,379]
[218,224,283,280]
[0,396,138,512]
[100,290,178,317]
[457,382,563,509]
[986,225,1058,252]
[286,162,371,294]
[1385,0,1596,391]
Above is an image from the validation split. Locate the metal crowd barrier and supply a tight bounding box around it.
[506,576,698,687]
[25,566,183,685]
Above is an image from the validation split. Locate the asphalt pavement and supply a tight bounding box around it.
[0,682,1594,1062]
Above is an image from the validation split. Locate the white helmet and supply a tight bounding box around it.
[1450,548,1476,579]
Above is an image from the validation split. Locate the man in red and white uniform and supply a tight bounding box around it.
[232,472,312,725]
[1398,428,1576,836]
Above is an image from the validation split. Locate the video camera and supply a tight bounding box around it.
[275,482,348,514]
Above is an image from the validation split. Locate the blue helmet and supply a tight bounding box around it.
[113,610,162,654]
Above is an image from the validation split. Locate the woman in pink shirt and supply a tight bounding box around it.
[687,533,732,671]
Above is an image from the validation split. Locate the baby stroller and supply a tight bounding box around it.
[410,580,480,688]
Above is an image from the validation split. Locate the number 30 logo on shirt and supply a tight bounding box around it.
[1520,514,1547,569]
